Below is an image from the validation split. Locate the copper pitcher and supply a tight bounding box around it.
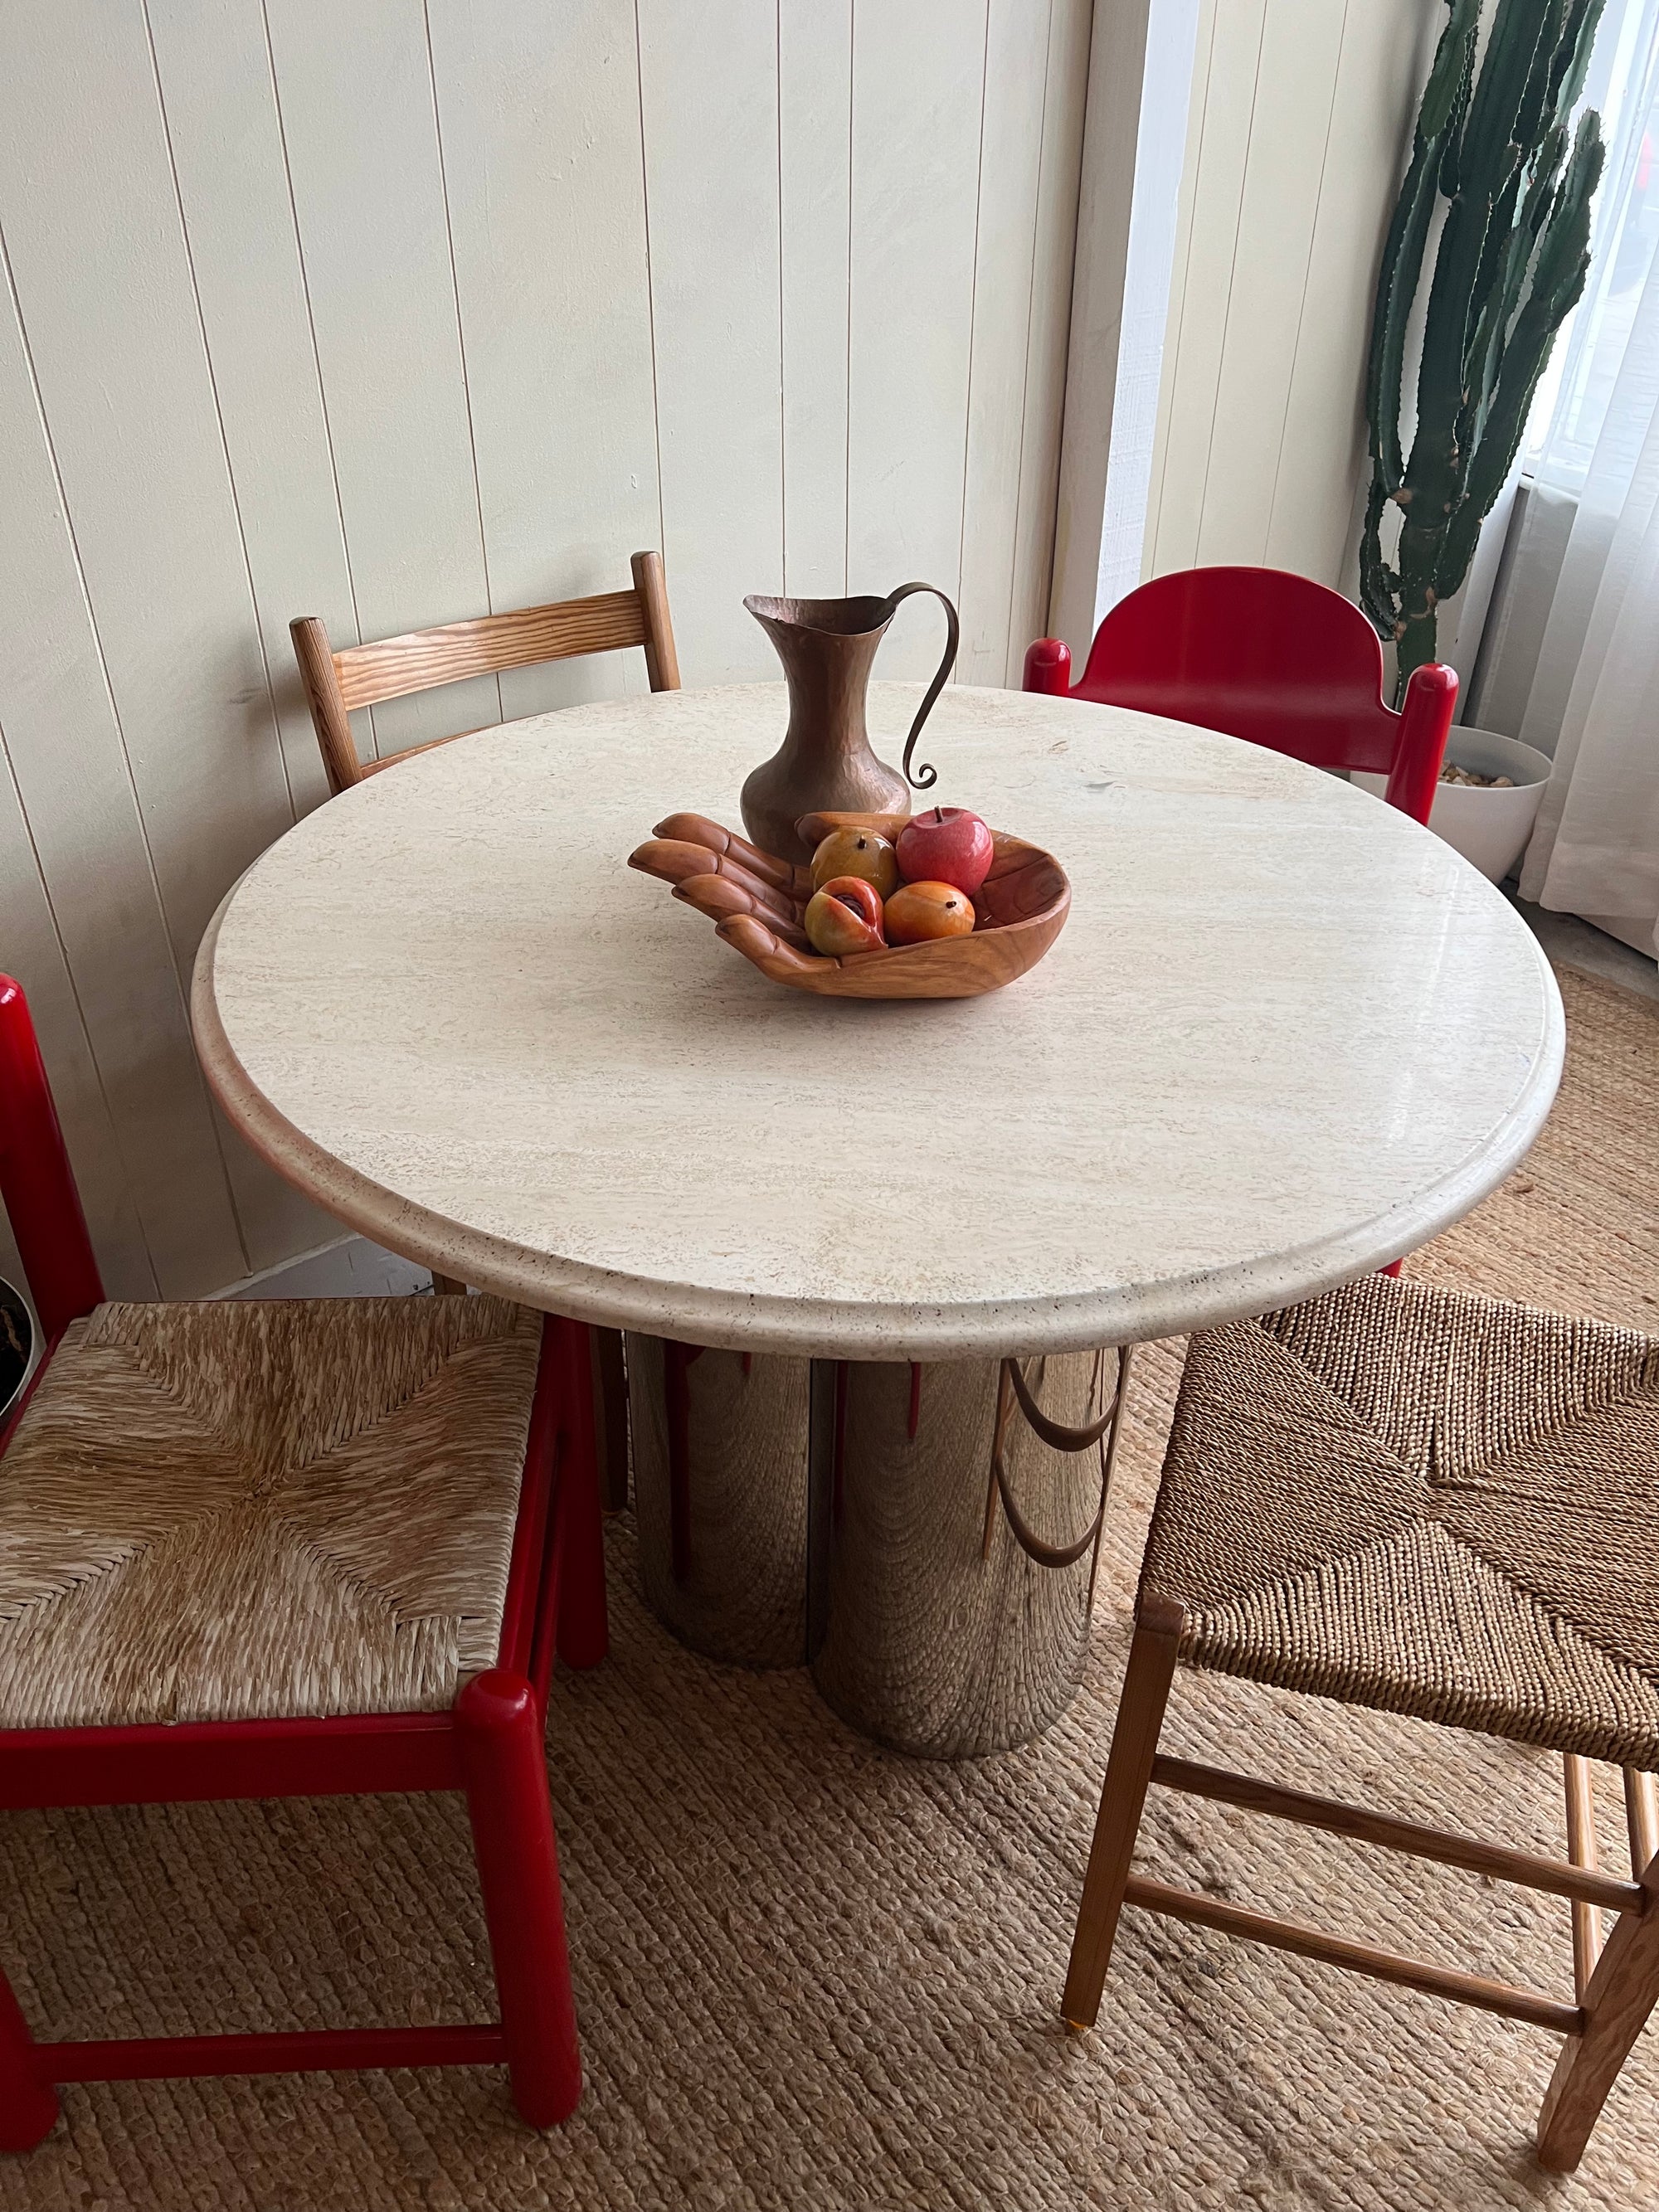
[741,584,960,863]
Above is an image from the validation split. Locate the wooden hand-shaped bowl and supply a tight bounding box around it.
[628,810,1069,999]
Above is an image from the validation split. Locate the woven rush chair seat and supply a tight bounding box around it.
[0,970,607,2139]
[1062,1272,1659,2174]
[1146,1275,1659,1764]
[0,1295,541,1730]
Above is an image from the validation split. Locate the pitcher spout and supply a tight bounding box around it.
[742,593,897,639]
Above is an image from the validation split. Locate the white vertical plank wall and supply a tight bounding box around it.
[146,0,360,819]
[263,0,504,761]
[0,265,207,1298]
[637,0,786,685]
[1142,0,1433,589]
[1005,0,1094,665]
[426,1,662,722]
[1265,8,1435,579]
[0,0,324,1286]
[780,0,854,599]
[848,2,988,688]
[0,0,1090,1296]
[958,0,1057,686]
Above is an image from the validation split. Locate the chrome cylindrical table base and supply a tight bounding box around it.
[627,1334,811,1669]
[628,1329,1129,1756]
[807,1349,1127,1758]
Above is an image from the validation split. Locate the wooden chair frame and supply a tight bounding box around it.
[0,975,609,2142]
[1063,1593,1659,2174]
[290,552,674,1360]
[291,548,679,798]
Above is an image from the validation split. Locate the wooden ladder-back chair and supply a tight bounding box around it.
[290,554,672,1478]
[291,548,679,797]
[0,975,606,2144]
[1024,564,1456,828]
[1063,1273,1659,2174]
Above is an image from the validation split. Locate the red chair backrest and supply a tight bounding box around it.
[1025,566,1455,826]
[0,977,104,1342]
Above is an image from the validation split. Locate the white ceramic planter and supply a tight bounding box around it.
[1354,726,1553,883]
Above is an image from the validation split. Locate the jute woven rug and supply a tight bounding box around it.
[1,962,1655,2211]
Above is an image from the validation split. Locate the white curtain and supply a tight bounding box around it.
[1508,1,1659,956]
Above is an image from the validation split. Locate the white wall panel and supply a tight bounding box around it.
[781,0,854,599]
[959,0,1053,688]
[428,0,663,722]
[0,0,326,1281]
[1049,0,1199,655]
[0,744,153,1301]
[1145,0,1433,591]
[1266,7,1433,579]
[637,0,785,688]
[147,0,358,819]
[0,0,1089,1294]
[0,4,295,974]
[1141,0,1218,591]
[0,273,238,1296]
[264,0,502,757]
[848,0,988,686]
[1146,0,1267,574]
[1011,0,1095,673]
[1195,0,1348,564]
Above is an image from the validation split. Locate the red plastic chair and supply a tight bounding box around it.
[0,975,605,2144]
[1027,566,1452,1278]
[1023,566,1456,826]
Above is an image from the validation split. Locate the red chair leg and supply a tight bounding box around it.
[1380,1260,1403,1278]
[554,1321,608,1673]
[455,1670,581,2127]
[0,1968,59,2151]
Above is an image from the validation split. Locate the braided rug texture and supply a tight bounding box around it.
[0,963,1656,2210]
[0,1296,538,1726]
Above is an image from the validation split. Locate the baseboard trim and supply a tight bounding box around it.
[213,1235,433,1301]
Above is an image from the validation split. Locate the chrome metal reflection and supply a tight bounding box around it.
[627,1334,812,1669]
[808,1348,1127,1758]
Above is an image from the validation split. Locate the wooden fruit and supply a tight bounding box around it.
[805,878,887,955]
[894,806,994,897]
[884,880,975,944]
[629,809,1069,1001]
[810,827,901,899]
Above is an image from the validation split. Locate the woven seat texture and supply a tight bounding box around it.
[0,1296,541,1729]
[1144,1274,1659,1768]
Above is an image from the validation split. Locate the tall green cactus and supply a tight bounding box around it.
[1360,0,1608,691]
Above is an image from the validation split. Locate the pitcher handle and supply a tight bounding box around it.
[881,582,961,791]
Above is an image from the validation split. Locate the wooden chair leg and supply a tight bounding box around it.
[456,1670,581,2127]
[554,1321,608,1673]
[1536,1859,1659,2172]
[0,1965,59,2151]
[431,1272,466,1296]
[1062,1592,1184,2030]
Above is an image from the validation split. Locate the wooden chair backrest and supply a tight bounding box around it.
[291,548,680,795]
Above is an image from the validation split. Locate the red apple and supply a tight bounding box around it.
[895,806,994,897]
[883,880,975,944]
[804,876,888,956]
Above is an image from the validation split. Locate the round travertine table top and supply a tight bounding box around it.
[192,682,1564,1360]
